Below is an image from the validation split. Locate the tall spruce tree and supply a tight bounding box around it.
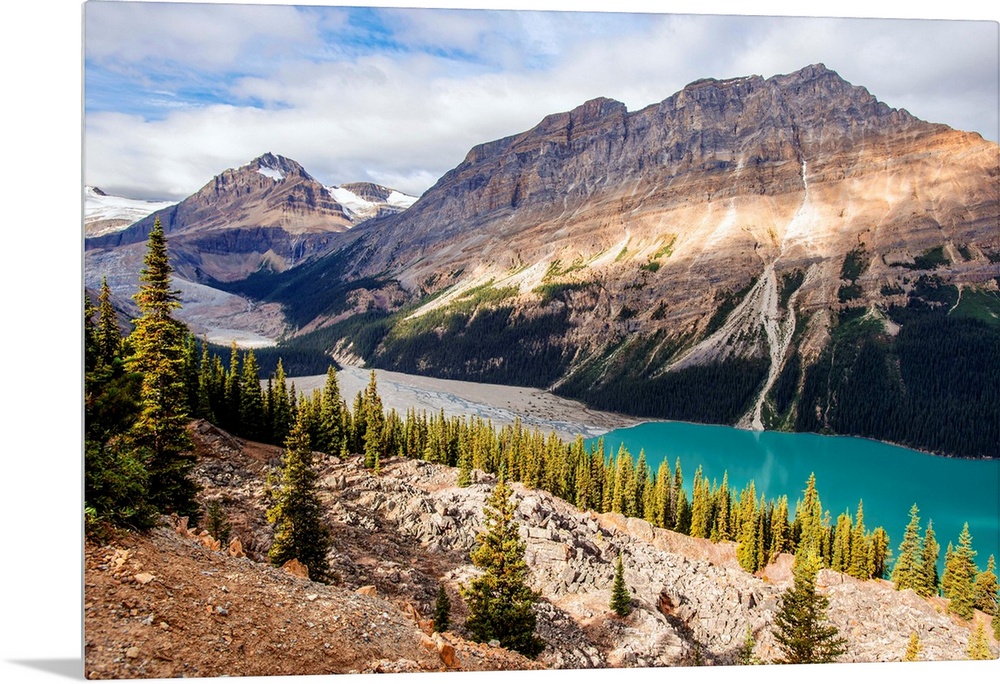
[223,341,242,432]
[848,501,871,579]
[943,523,978,620]
[363,370,385,470]
[973,555,998,616]
[96,276,122,367]
[610,552,632,617]
[903,632,921,661]
[267,406,332,582]
[918,520,940,597]
[965,621,992,660]
[126,216,198,516]
[434,584,451,633]
[317,365,343,454]
[462,478,545,657]
[270,360,292,445]
[240,349,265,440]
[891,504,924,592]
[869,527,891,579]
[793,474,824,571]
[771,551,847,664]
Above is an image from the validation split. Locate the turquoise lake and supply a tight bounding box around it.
[588,421,1000,572]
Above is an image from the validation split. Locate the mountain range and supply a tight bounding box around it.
[84,64,1000,457]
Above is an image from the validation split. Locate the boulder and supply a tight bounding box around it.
[281,558,310,580]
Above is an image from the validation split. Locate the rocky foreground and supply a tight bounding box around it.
[84,420,995,678]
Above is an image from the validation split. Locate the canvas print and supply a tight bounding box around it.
[83,1,1000,679]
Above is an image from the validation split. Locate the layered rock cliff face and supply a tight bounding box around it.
[347,63,996,314]
[276,64,998,451]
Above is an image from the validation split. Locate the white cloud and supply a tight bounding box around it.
[84,2,999,201]
[85,2,327,72]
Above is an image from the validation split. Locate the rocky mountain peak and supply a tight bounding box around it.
[243,151,312,182]
[340,181,395,203]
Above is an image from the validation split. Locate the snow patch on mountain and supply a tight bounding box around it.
[84,186,175,236]
[325,184,417,222]
[257,166,285,181]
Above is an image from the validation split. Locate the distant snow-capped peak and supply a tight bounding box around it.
[325,183,417,222]
[84,186,175,236]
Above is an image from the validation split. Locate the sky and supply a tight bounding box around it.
[83,1,1000,201]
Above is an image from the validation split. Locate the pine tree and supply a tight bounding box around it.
[316,365,343,454]
[223,341,242,432]
[85,292,100,372]
[270,360,292,445]
[610,552,632,617]
[240,350,265,440]
[848,501,870,579]
[434,584,451,633]
[457,447,473,487]
[736,481,762,573]
[202,498,232,545]
[736,626,760,665]
[195,338,215,422]
[96,276,122,366]
[85,288,157,534]
[903,632,921,661]
[84,438,157,535]
[965,621,992,660]
[126,216,198,516]
[363,370,385,470]
[973,555,998,616]
[869,527,891,579]
[943,523,978,620]
[918,520,940,597]
[689,466,712,538]
[793,474,824,571]
[462,478,545,657]
[267,407,332,583]
[891,504,924,592]
[831,511,852,573]
[771,551,847,664]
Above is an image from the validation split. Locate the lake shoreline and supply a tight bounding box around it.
[288,365,638,440]
[289,365,993,461]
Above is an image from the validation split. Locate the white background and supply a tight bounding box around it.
[1,1,997,683]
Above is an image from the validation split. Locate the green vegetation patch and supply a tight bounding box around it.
[949,288,1000,329]
[778,269,805,310]
[702,278,757,338]
[912,246,949,270]
[889,246,950,271]
[543,257,587,282]
[533,281,593,305]
[559,352,768,426]
[650,234,677,260]
[837,283,864,303]
[640,261,661,273]
[795,290,1000,457]
[840,247,867,282]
